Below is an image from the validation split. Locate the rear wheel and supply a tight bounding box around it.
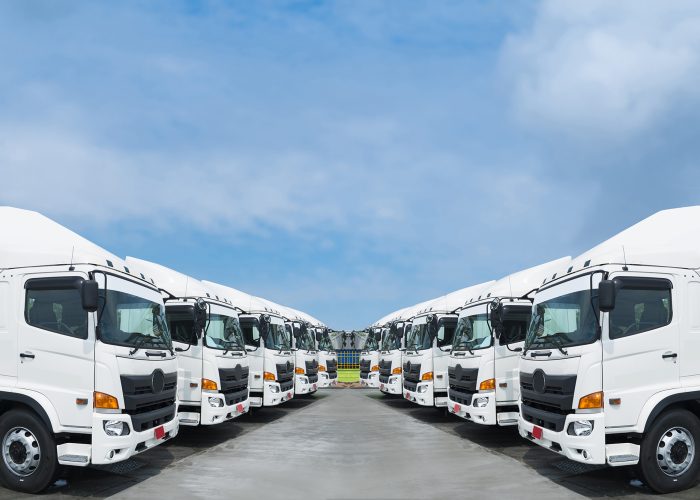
[639,409,700,493]
[0,409,58,493]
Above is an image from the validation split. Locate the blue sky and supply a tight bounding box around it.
[2,1,700,329]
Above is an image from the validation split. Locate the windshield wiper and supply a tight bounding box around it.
[129,334,151,356]
[453,340,474,355]
[533,332,569,356]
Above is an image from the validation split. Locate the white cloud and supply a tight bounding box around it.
[501,0,700,138]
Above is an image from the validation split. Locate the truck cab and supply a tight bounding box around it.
[316,327,337,388]
[379,321,410,395]
[288,320,319,396]
[446,259,569,425]
[125,258,250,426]
[203,281,295,408]
[0,208,178,493]
[518,207,700,494]
[360,328,382,388]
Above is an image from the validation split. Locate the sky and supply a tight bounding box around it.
[2,0,700,329]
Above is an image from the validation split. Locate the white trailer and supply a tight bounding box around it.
[203,281,295,407]
[402,283,493,407]
[518,207,700,493]
[446,258,569,425]
[125,258,250,426]
[0,208,178,492]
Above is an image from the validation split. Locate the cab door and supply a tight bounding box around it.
[18,273,95,429]
[0,281,17,386]
[602,274,679,429]
[166,305,202,404]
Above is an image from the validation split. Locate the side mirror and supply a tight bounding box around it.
[81,280,99,312]
[193,298,207,339]
[599,280,616,312]
[489,300,503,338]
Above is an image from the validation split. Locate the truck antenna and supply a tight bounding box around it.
[622,245,629,271]
[69,245,75,271]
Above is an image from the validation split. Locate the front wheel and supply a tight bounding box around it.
[639,409,700,493]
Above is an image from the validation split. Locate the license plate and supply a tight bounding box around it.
[236,403,244,413]
[453,404,461,413]
[405,392,410,399]
[313,384,317,390]
[380,384,385,390]
[532,426,543,440]
[154,425,165,440]
[287,392,292,400]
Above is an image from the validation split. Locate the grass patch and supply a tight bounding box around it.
[337,369,359,383]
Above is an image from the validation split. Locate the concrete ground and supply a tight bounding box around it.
[1,389,699,499]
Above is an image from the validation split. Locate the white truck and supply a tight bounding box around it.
[378,305,422,396]
[402,283,493,408]
[314,325,338,388]
[271,304,319,397]
[0,208,178,493]
[360,326,384,388]
[518,207,700,493]
[125,258,250,426]
[446,259,569,425]
[203,281,295,408]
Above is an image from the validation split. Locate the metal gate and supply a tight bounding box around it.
[337,349,360,369]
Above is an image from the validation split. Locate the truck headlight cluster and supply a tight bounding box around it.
[103,420,130,437]
[269,384,280,393]
[473,397,489,408]
[208,397,224,408]
[568,420,594,437]
[417,385,428,394]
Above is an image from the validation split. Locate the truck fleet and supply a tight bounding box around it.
[4,205,700,494]
[0,208,334,493]
[371,207,700,494]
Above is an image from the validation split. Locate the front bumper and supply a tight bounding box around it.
[404,382,433,406]
[263,382,295,406]
[360,371,380,388]
[318,371,338,388]
[518,410,606,464]
[380,375,402,395]
[447,393,498,425]
[91,410,179,465]
[200,392,249,425]
[295,375,318,395]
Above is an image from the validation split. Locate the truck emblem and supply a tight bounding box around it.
[234,364,242,380]
[454,365,462,379]
[152,369,165,394]
[533,369,546,394]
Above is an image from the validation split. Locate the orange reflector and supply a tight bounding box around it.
[578,391,604,409]
[370,365,379,372]
[609,398,622,406]
[263,371,276,381]
[392,367,402,375]
[479,378,496,391]
[75,398,88,406]
[318,365,327,372]
[295,367,305,375]
[94,391,119,409]
[421,371,433,381]
[201,378,218,391]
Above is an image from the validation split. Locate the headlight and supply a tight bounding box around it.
[268,384,280,393]
[473,397,489,408]
[568,420,594,436]
[417,384,428,394]
[103,420,130,436]
[208,397,224,408]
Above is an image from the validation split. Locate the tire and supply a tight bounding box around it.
[638,409,700,494]
[0,409,58,493]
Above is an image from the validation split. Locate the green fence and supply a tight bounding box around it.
[337,350,360,382]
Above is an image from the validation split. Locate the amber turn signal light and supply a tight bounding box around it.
[94,391,119,409]
[201,378,218,391]
[479,378,496,391]
[263,372,276,381]
[421,372,433,381]
[578,391,604,409]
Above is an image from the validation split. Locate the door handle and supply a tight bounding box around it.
[19,352,35,359]
[662,352,678,359]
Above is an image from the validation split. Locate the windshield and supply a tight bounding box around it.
[265,322,291,350]
[318,331,333,351]
[406,323,431,350]
[205,313,245,350]
[364,331,379,350]
[452,314,492,351]
[293,324,315,350]
[525,289,599,351]
[98,289,172,350]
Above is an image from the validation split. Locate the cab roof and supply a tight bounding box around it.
[202,280,284,318]
[413,281,495,316]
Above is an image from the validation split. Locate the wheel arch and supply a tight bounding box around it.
[643,391,700,434]
[0,392,55,433]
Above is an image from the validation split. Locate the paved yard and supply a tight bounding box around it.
[1,389,698,499]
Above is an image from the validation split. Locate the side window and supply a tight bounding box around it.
[25,278,88,339]
[609,279,672,340]
[166,307,197,345]
[437,321,456,347]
